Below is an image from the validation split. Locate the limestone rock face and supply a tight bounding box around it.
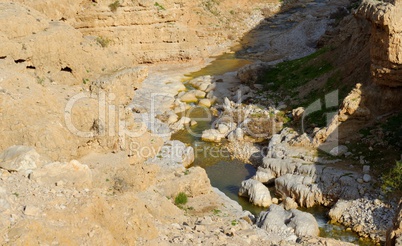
[357,0,402,87]
[30,160,92,188]
[238,179,272,207]
[0,146,42,172]
[10,0,279,65]
[275,174,323,208]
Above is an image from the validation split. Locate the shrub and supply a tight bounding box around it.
[154,2,165,10]
[109,1,120,12]
[174,192,188,205]
[96,36,111,48]
[382,161,402,193]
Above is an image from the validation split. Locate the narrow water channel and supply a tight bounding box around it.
[171,53,375,246]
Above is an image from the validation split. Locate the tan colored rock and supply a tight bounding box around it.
[357,0,402,87]
[30,160,92,188]
[199,98,212,108]
[180,92,198,103]
[0,146,42,172]
[313,84,370,147]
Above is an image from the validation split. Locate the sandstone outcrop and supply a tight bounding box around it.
[30,160,92,188]
[357,0,402,87]
[9,0,281,65]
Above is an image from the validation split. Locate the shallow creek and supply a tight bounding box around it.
[171,53,375,245]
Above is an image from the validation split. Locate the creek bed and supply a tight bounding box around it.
[170,46,379,244]
[172,106,374,245]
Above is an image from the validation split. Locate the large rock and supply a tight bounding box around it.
[30,160,92,188]
[256,204,319,240]
[238,179,272,207]
[237,62,269,86]
[146,140,194,168]
[275,174,323,208]
[287,209,319,238]
[253,166,275,184]
[0,146,42,172]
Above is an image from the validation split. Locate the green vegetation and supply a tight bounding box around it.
[174,192,188,205]
[231,220,238,226]
[154,2,165,10]
[36,76,45,86]
[382,161,402,193]
[109,1,120,12]
[213,209,221,215]
[261,47,333,92]
[204,0,220,16]
[381,112,402,149]
[82,78,89,85]
[348,0,362,10]
[96,36,111,48]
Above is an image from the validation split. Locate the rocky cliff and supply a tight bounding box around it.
[0,0,281,160]
[357,0,402,87]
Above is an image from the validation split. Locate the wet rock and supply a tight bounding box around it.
[238,179,272,207]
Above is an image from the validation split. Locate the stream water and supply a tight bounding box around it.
[171,53,376,245]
